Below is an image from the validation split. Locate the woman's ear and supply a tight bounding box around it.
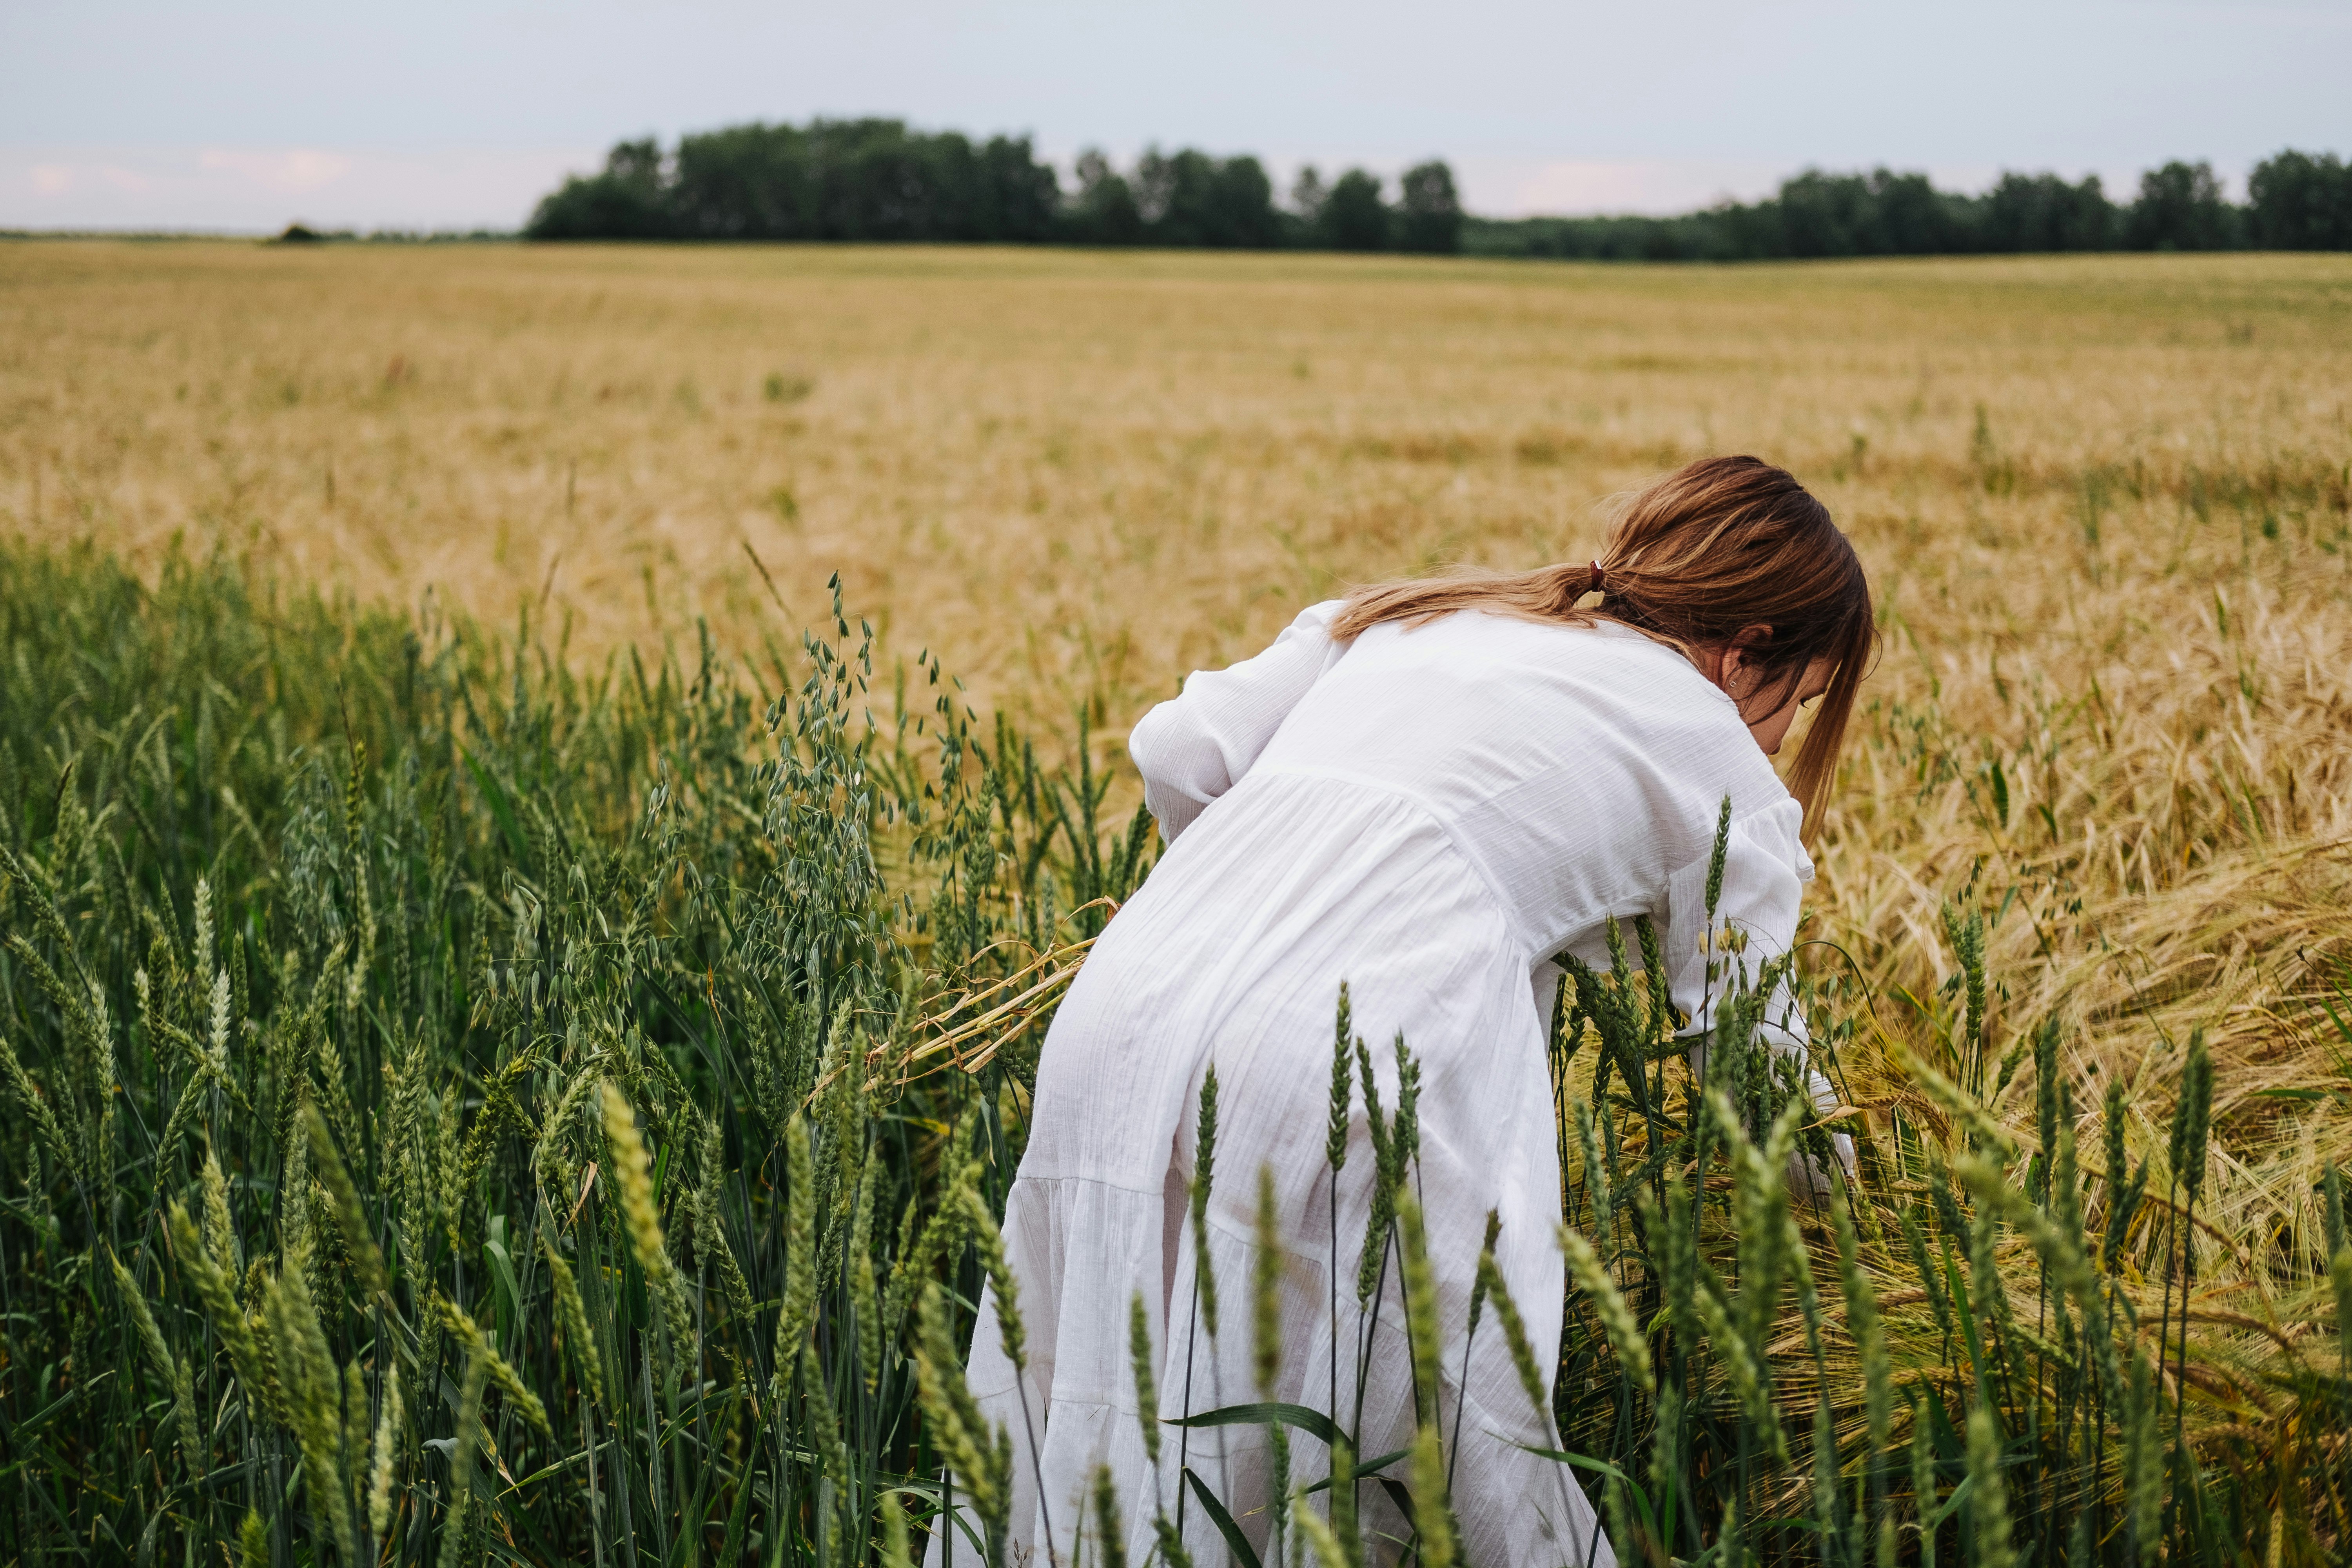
[1717,625,1775,694]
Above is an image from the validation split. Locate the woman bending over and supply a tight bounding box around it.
[943,455,1875,1567]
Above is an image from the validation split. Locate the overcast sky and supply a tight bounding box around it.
[3,0,2343,231]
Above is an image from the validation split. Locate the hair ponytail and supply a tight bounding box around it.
[1329,455,1876,838]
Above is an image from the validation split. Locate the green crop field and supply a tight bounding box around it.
[0,240,2348,1566]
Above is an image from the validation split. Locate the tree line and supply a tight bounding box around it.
[524,122,2352,256]
[525,120,1463,252]
[1468,154,2352,260]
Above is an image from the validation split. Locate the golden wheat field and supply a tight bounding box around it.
[6,236,2352,1228]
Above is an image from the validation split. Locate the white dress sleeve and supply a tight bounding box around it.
[1126,601,1348,842]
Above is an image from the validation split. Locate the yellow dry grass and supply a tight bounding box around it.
[4,240,2349,1290]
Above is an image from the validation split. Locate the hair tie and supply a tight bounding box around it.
[1589,560,1605,597]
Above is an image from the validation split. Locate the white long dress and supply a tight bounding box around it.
[940,605,1817,1568]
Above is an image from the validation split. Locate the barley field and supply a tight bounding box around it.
[0,240,2348,1566]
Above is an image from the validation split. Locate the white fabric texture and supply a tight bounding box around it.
[937,604,1820,1568]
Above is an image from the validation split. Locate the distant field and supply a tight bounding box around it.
[2,241,2342,711]
[5,237,2351,1010]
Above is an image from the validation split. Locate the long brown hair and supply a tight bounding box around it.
[1330,455,1876,838]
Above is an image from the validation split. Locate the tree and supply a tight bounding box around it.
[972,134,1063,243]
[1203,156,1282,247]
[525,138,675,239]
[1763,168,1969,258]
[1132,148,1280,248]
[809,120,965,241]
[1322,169,1388,251]
[2127,161,2236,251]
[1771,170,1873,257]
[534,121,1060,243]
[1289,165,1328,223]
[1131,147,1191,240]
[1868,170,1960,254]
[1065,149,1142,245]
[669,123,811,239]
[1397,161,1463,253]
[1983,172,2116,252]
[2247,149,2352,250]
